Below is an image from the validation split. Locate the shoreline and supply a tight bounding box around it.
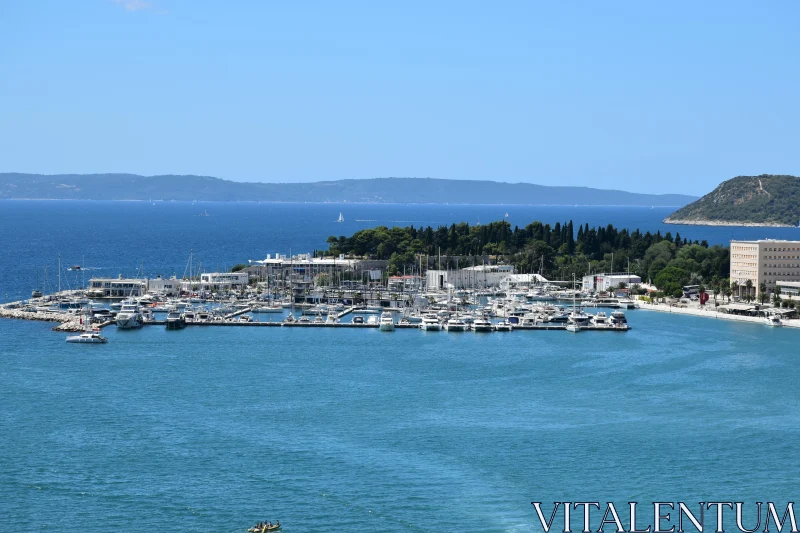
[636,301,800,328]
[663,217,795,228]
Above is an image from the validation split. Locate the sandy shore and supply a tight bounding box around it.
[636,301,800,328]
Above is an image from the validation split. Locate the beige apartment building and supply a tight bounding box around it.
[730,239,800,297]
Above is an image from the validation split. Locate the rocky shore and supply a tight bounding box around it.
[663,217,795,227]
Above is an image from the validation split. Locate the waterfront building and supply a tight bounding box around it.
[730,239,800,297]
[147,275,180,296]
[248,254,388,285]
[180,272,249,292]
[581,273,642,292]
[88,276,148,297]
[776,280,800,299]
[425,264,515,290]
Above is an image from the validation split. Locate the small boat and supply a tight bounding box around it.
[252,305,283,313]
[69,265,82,271]
[337,212,344,223]
[565,323,581,333]
[352,316,364,324]
[199,210,210,217]
[765,315,783,327]
[31,289,43,298]
[248,522,281,532]
[66,331,108,344]
[67,314,108,343]
[379,311,395,331]
[366,315,379,326]
[165,310,186,330]
[493,320,513,332]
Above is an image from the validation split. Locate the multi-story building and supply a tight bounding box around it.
[88,277,148,297]
[730,239,800,297]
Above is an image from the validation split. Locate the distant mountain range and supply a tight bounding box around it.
[665,174,800,227]
[0,173,697,206]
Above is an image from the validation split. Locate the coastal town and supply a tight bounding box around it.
[3,238,799,340]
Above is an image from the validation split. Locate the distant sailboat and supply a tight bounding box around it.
[337,212,344,223]
[199,210,210,217]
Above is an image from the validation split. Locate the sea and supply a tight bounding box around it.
[2,201,800,533]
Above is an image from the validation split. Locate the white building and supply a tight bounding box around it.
[183,272,250,292]
[730,239,800,297]
[582,273,642,292]
[776,280,800,299]
[147,276,181,296]
[426,265,515,290]
[88,277,148,297]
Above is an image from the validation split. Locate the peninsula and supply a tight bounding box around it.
[664,174,800,227]
[0,173,696,206]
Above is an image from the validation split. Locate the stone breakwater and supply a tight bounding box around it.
[0,305,86,331]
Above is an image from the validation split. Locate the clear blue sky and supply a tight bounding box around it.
[1,1,798,195]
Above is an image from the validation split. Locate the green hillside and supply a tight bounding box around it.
[664,174,800,227]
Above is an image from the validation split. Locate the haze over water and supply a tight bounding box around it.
[2,202,799,533]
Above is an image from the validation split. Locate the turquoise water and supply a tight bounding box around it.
[3,310,798,532]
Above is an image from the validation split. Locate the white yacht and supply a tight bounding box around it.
[379,311,395,331]
[116,301,144,329]
[591,311,610,328]
[566,322,581,333]
[66,330,108,344]
[444,316,468,332]
[765,315,783,327]
[366,315,379,326]
[609,310,630,329]
[165,310,186,330]
[419,314,441,331]
[252,305,283,313]
[67,314,108,344]
[493,320,513,332]
[471,316,493,332]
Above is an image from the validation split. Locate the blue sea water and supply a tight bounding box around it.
[2,201,800,533]
[2,200,800,303]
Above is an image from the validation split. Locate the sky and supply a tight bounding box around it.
[1,1,799,196]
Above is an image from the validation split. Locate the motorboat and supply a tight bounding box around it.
[765,315,783,327]
[591,311,610,328]
[66,331,108,343]
[471,316,493,332]
[419,314,441,331]
[352,316,364,324]
[493,320,513,332]
[166,310,186,330]
[444,316,467,332]
[67,314,108,343]
[252,305,283,313]
[609,310,629,329]
[366,315,379,326]
[116,301,144,329]
[379,312,395,331]
[565,322,582,333]
[248,523,280,533]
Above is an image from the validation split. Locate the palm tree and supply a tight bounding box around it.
[731,280,739,300]
[759,282,767,305]
[745,279,753,302]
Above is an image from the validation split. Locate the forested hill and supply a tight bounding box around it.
[664,174,800,227]
[0,173,696,206]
